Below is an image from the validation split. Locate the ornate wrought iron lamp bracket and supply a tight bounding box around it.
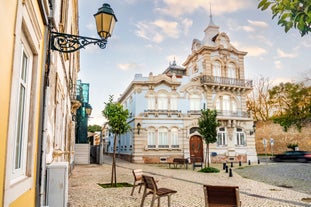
[50,31,107,53]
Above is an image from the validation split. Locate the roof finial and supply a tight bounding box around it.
[210,3,212,19]
[208,3,215,26]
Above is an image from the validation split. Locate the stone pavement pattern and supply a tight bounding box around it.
[68,156,311,207]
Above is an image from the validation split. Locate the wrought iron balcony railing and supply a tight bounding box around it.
[200,75,253,89]
[216,110,250,118]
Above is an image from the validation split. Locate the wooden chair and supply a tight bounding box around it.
[140,175,177,207]
[203,184,241,207]
[131,169,144,196]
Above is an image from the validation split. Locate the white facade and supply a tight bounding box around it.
[104,18,257,164]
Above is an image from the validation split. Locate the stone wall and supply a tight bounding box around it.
[255,121,311,154]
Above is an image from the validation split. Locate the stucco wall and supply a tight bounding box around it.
[255,121,311,154]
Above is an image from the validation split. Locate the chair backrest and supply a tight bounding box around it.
[142,175,158,192]
[203,185,240,207]
[132,169,143,182]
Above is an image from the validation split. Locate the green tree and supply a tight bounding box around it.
[88,124,102,132]
[258,0,311,36]
[198,109,219,167]
[269,82,311,131]
[102,95,130,186]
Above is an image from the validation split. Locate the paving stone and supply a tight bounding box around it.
[68,156,311,207]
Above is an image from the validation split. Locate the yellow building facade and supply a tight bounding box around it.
[0,0,79,206]
[0,1,45,206]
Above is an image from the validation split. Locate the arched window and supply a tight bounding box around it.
[215,95,238,115]
[170,95,178,110]
[171,128,179,148]
[148,96,155,110]
[217,127,227,146]
[213,61,221,77]
[190,94,201,110]
[158,127,168,148]
[158,93,168,110]
[236,128,245,146]
[147,128,156,148]
[228,63,236,79]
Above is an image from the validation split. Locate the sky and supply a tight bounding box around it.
[78,0,311,126]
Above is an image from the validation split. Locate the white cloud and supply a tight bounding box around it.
[274,60,282,69]
[241,26,255,32]
[231,42,267,56]
[156,0,255,18]
[135,19,179,43]
[181,18,193,35]
[118,63,140,71]
[247,20,268,28]
[276,48,297,58]
[153,19,179,37]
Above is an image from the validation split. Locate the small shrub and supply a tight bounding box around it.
[287,143,298,151]
[198,167,220,173]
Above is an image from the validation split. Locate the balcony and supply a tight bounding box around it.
[144,109,181,117]
[200,75,252,91]
[217,110,250,118]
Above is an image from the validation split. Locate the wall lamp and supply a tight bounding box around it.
[137,123,141,134]
[85,103,93,116]
[50,3,117,53]
[250,122,256,135]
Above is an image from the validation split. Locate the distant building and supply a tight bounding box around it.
[104,17,257,164]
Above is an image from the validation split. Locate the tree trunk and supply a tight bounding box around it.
[111,134,117,187]
[206,144,210,168]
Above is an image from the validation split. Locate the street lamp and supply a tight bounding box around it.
[50,3,117,53]
[85,103,93,116]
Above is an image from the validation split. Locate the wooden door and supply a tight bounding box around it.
[190,135,203,161]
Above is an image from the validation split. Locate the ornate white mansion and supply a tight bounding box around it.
[103,17,257,164]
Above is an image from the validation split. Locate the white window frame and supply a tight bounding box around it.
[11,38,33,181]
[170,96,178,110]
[147,129,156,148]
[148,96,155,110]
[236,128,246,146]
[190,94,201,111]
[158,127,168,148]
[213,61,221,77]
[228,63,236,79]
[171,128,179,148]
[158,93,168,110]
[5,29,37,205]
[217,128,227,146]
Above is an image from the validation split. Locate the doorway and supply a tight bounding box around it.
[189,135,203,161]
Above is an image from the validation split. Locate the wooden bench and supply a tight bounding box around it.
[190,156,203,170]
[168,158,188,169]
[203,184,241,207]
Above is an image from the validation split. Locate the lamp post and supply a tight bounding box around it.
[50,3,117,53]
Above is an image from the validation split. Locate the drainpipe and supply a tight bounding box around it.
[36,18,53,207]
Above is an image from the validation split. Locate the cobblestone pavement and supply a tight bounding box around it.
[68,155,311,207]
[234,162,311,195]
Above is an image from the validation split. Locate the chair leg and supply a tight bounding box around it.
[168,195,171,207]
[150,194,156,207]
[140,188,147,207]
[131,185,135,196]
[157,197,160,207]
[138,183,143,193]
